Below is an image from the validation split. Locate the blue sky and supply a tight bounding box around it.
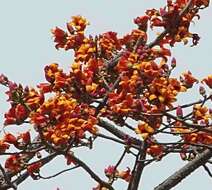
[0,0,211,190]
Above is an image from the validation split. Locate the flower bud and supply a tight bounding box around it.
[0,74,8,85]
[199,86,206,96]
[176,106,183,118]
[171,57,176,68]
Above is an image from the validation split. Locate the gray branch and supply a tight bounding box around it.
[154,149,212,190]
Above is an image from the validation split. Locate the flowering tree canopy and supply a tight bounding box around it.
[0,0,211,189]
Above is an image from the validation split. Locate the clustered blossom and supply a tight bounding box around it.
[99,32,121,59]
[193,104,211,123]
[5,154,22,173]
[2,80,44,125]
[0,0,211,187]
[51,15,89,50]
[146,0,209,46]
[30,94,97,145]
[135,121,155,140]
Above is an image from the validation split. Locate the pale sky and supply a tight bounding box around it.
[0,1,211,190]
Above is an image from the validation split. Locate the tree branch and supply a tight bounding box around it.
[154,149,212,190]
[38,165,80,180]
[98,118,143,147]
[71,154,115,190]
[127,142,147,190]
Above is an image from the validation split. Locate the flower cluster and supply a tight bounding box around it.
[3,80,44,125]
[99,31,121,59]
[146,77,186,108]
[42,63,72,92]
[193,104,211,124]
[30,94,97,145]
[0,0,211,186]
[5,154,22,173]
[135,121,155,140]
[51,15,89,50]
[146,0,209,46]
[184,132,212,145]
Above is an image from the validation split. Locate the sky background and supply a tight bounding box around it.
[0,0,211,190]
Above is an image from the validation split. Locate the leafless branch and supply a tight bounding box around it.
[0,165,16,190]
[154,149,212,190]
[98,118,143,147]
[71,154,115,190]
[127,142,147,190]
[202,164,212,178]
[38,165,80,179]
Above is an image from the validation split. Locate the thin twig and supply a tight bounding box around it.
[202,164,212,177]
[38,165,80,179]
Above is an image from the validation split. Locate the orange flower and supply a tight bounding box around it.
[99,31,121,59]
[0,140,10,153]
[75,38,96,62]
[108,92,135,115]
[86,83,98,93]
[5,154,22,173]
[147,77,184,107]
[119,71,140,92]
[118,167,131,182]
[4,104,28,125]
[4,133,17,144]
[147,144,163,157]
[117,52,138,72]
[183,130,212,145]
[19,131,31,144]
[131,29,147,42]
[181,71,198,88]
[44,63,72,92]
[194,0,209,7]
[69,15,89,33]
[30,94,97,145]
[44,63,60,83]
[193,104,210,122]
[134,61,161,78]
[27,162,42,176]
[183,133,198,143]
[171,121,191,134]
[51,27,67,49]
[30,113,48,126]
[121,29,147,46]
[135,121,155,139]
[134,15,149,31]
[25,88,44,110]
[202,75,212,88]
[37,83,52,93]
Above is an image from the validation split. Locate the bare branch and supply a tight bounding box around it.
[202,164,212,178]
[38,165,80,180]
[127,143,147,190]
[154,149,212,190]
[98,118,143,147]
[71,154,115,190]
[0,165,16,190]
